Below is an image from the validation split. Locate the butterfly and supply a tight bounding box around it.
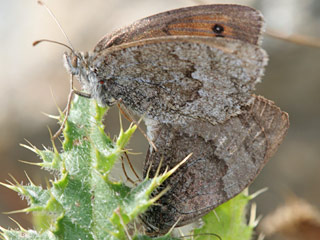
[64,4,267,126]
[142,95,289,233]
[61,4,288,235]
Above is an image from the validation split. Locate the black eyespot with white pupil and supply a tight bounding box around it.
[212,24,224,35]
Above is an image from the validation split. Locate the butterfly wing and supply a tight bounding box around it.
[142,95,289,234]
[91,36,267,124]
[94,4,265,52]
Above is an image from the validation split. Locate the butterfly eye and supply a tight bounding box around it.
[212,24,225,35]
[72,56,78,68]
[99,80,105,85]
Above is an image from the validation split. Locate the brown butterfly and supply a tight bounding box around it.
[64,4,267,126]
[61,4,288,235]
[142,95,289,234]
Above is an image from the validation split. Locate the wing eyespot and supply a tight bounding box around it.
[212,24,225,37]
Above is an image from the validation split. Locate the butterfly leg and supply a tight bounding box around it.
[116,99,158,152]
[52,75,91,139]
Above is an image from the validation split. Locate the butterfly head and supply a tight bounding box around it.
[64,51,90,81]
[63,51,115,107]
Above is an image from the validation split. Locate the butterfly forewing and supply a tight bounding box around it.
[94,4,264,52]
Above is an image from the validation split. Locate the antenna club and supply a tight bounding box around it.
[33,40,41,46]
[37,0,44,6]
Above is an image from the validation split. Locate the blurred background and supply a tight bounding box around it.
[0,0,319,239]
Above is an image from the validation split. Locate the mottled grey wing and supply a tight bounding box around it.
[94,4,264,52]
[141,95,289,234]
[92,36,267,125]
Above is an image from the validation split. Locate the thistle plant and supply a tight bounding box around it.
[0,96,258,240]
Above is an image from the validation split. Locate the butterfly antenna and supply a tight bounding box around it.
[33,39,74,52]
[37,0,75,51]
